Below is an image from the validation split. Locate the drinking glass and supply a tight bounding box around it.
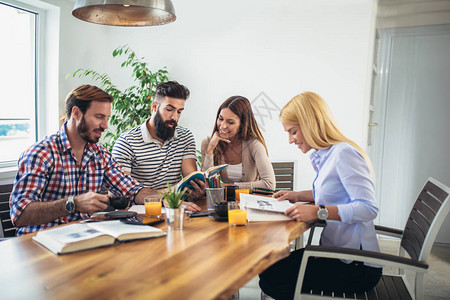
[227,201,247,226]
[166,207,185,230]
[235,189,250,201]
[144,196,162,217]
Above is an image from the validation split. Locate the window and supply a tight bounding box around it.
[0,0,58,179]
[0,2,37,167]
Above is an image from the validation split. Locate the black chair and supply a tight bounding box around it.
[0,181,16,238]
[294,177,450,299]
[271,162,295,191]
[270,162,303,249]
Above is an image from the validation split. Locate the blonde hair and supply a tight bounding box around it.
[280,91,374,175]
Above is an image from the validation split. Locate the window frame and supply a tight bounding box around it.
[0,0,59,180]
[0,1,38,169]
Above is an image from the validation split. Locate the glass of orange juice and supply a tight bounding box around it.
[228,202,247,226]
[144,196,162,217]
[235,189,250,201]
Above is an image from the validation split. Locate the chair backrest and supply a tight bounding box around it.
[401,177,450,262]
[271,162,295,191]
[0,181,16,238]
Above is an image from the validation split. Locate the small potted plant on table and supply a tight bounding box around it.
[160,184,188,230]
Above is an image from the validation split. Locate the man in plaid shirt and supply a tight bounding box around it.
[10,85,200,236]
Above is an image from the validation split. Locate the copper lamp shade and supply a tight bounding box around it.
[72,0,176,26]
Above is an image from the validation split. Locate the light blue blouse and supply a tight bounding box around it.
[310,142,380,262]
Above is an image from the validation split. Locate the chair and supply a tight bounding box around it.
[294,177,450,300]
[271,162,294,191]
[0,181,16,238]
[270,162,303,249]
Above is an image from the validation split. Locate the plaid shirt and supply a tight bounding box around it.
[10,123,144,236]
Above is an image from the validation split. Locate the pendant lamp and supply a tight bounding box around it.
[72,0,176,27]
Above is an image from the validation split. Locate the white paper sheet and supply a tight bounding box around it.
[128,205,166,214]
[239,193,293,222]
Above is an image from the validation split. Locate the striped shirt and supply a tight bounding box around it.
[112,120,197,190]
[10,122,143,236]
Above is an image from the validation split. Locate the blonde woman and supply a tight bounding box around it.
[201,96,275,191]
[259,92,381,299]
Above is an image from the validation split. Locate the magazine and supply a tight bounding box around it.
[239,193,307,222]
[244,198,294,213]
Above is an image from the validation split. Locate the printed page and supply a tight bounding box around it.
[240,194,292,222]
[87,220,165,239]
[32,223,114,254]
[244,197,294,213]
[39,223,105,244]
[129,205,166,214]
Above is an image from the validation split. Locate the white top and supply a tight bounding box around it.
[112,119,197,189]
[224,163,243,182]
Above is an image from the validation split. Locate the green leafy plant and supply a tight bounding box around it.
[67,45,169,151]
[196,149,202,169]
[160,183,189,209]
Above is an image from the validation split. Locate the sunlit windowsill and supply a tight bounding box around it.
[0,166,17,182]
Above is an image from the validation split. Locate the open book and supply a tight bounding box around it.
[240,193,307,222]
[176,164,228,191]
[32,220,166,255]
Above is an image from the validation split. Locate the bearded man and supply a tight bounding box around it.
[112,81,205,201]
[10,85,201,236]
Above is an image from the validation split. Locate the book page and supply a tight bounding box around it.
[129,205,166,214]
[244,198,294,213]
[32,223,114,254]
[240,194,292,222]
[87,220,165,240]
[39,223,106,244]
[246,208,293,222]
[128,205,146,214]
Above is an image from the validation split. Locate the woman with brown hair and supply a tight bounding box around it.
[201,96,275,190]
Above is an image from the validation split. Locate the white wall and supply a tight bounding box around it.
[50,0,375,191]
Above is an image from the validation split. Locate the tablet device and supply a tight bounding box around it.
[121,215,165,226]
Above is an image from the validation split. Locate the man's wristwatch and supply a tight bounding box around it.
[317,205,328,221]
[65,196,76,213]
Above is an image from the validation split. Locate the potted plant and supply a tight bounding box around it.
[160,184,189,230]
[67,45,169,151]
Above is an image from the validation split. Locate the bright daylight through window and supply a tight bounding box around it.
[0,2,37,167]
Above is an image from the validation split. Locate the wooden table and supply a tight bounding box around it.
[0,211,308,299]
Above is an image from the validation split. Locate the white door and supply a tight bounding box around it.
[371,25,450,243]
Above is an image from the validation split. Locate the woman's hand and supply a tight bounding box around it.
[272,191,303,203]
[206,131,230,155]
[285,204,319,222]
